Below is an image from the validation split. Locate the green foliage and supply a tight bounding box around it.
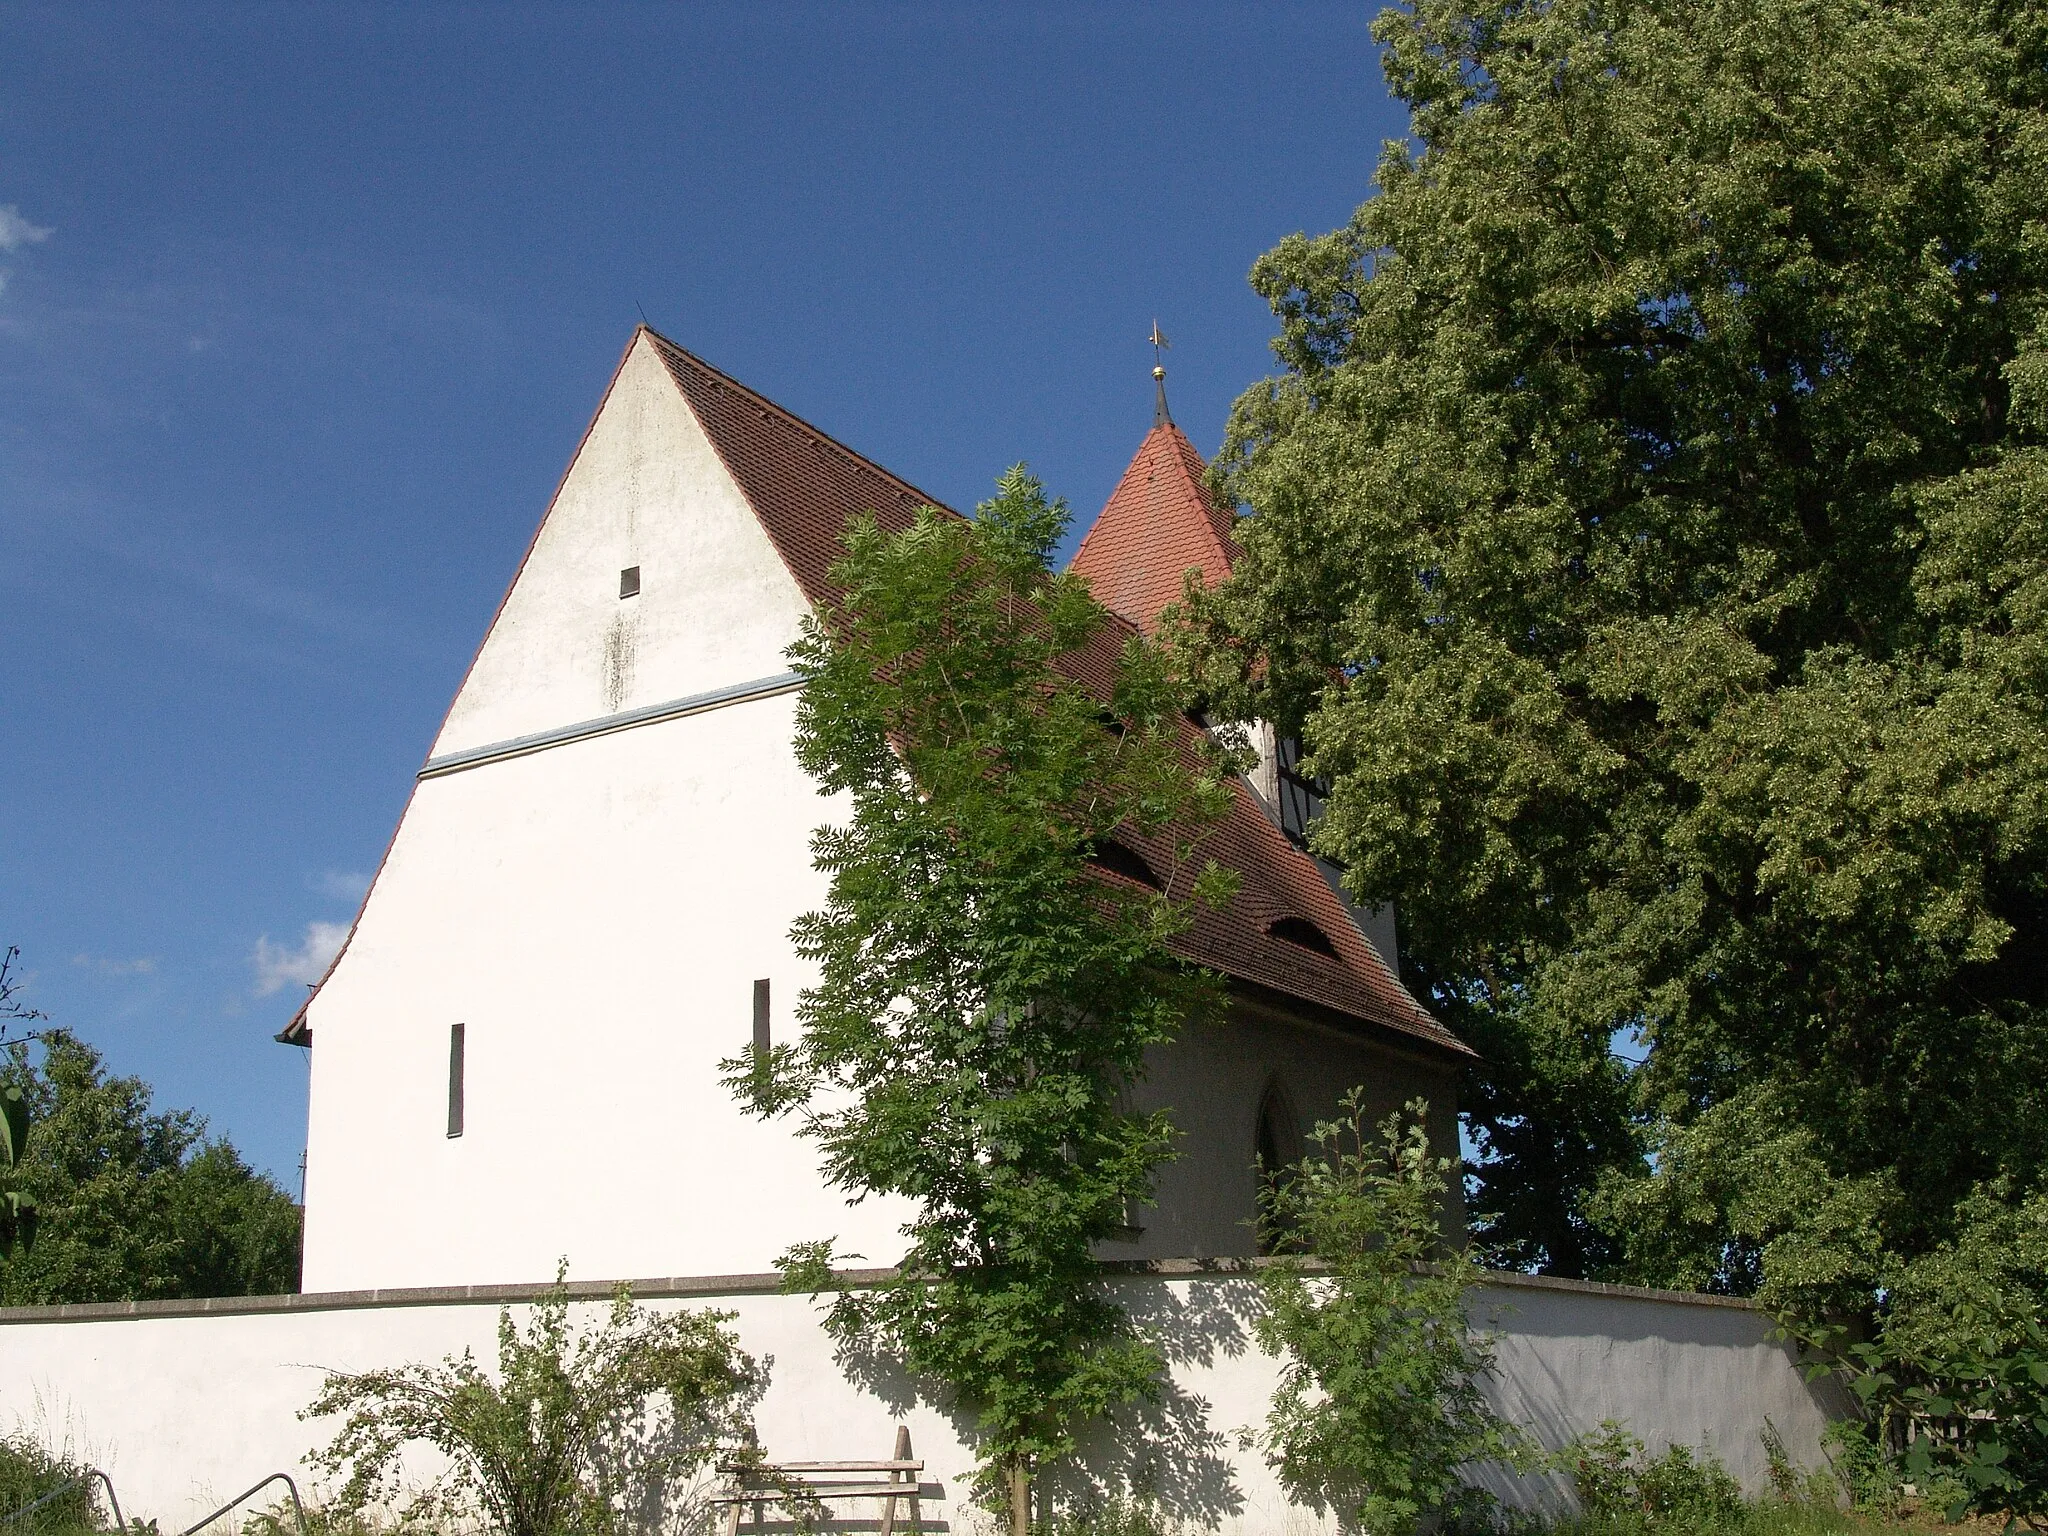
[1819,1420,1905,1519]
[1530,1501,1876,1536]
[1766,1185,2048,1524]
[1760,1419,1842,1509]
[0,1080,38,1257]
[0,1432,99,1536]
[303,1267,762,1536]
[242,1503,386,1536]
[1561,1423,1744,1525]
[0,1029,300,1303]
[728,467,1237,1511]
[1171,0,2048,1329]
[1254,1091,1525,1534]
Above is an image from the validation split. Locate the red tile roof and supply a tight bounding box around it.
[1068,422,1241,636]
[652,330,1468,1058]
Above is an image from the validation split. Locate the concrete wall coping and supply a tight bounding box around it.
[0,1259,1756,1326]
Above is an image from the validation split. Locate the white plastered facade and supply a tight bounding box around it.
[298,331,1455,1293]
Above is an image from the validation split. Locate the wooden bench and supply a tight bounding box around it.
[715,1426,931,1535]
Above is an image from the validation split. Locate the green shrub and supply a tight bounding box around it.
[1031,1495,1180,1536]
[1255,1093,1529,1536]
[1819,1422,1901,1518]
[241,1502,389,1536]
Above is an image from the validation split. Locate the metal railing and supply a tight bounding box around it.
[174,1473,307,1536]
[1,1468,125,1534]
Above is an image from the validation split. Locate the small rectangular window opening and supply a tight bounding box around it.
[447,1022,466,1138]
[753,979,771,1060]
[619,566,641,599]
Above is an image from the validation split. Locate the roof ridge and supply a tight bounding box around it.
[641,327,953,516]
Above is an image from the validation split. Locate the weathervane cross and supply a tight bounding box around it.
[1148,321,1173,427]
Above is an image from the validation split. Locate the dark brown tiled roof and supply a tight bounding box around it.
[1068,422,1241,636]
[651,334,938,594]
[650,329,1468,1057]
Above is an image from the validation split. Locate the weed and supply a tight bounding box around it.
[1031,1497,1181,1536]
[0,1432,101,1536]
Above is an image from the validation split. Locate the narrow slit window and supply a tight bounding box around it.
[619,565,641,599]
[447,1022,465,1138]
[753,979,771,1059]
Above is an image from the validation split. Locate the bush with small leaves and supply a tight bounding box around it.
[1560,1423,1743,1527]
[304,1266,763,1536]
[0,1433,101,1536]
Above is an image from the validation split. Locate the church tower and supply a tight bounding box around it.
[1068,366,1239,637]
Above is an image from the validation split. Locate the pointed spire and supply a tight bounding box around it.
[1149,320,1172,426]
[1068,365,1241,634]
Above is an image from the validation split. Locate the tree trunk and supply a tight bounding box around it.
[1009,1460,1030,1536]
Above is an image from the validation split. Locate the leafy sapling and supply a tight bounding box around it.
[725,467,1238,1532]
[1256,1092,1526,1535]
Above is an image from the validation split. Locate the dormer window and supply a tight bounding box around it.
[1086,838,1163,890]
[1266,916,1339,959]
[619,566,641,599]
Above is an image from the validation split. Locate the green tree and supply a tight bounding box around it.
[1256,1093,1524,1535]
[306,1268,761,1536]
[0,947,44,1256]
[1171,0,2048,1315]
[729,468,1237,1530]
[0,1028,301,1302]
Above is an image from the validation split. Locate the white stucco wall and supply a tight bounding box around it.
[300,689,919,1292]
[301,330,914,1292]
[0,1274,1847,1536]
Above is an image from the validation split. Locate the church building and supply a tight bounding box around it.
[282,328,1472,1293]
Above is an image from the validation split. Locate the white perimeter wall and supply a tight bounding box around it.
[0,1273,1846,1536]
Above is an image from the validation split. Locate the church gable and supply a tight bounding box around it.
[431,330,814,759]
[296,329,1464,1057]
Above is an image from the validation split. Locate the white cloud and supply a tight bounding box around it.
[312,869,372,902]
[0,206,52,253]
[252,920,348,997]
[70,953,158,976]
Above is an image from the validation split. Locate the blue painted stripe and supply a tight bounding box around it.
[417,670,806,779]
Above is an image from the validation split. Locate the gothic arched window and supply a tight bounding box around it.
[1254,1081,1303,1255]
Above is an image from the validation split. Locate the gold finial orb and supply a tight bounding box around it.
[1153,365,1165,379]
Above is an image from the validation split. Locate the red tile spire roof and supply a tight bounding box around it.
[1067,414,1241,636]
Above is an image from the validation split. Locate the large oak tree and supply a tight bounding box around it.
[1174,0,2048,1317]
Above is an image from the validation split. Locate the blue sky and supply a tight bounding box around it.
[0,3,1405,1187]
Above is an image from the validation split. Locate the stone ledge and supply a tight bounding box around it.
[0,1260,1755,1326]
